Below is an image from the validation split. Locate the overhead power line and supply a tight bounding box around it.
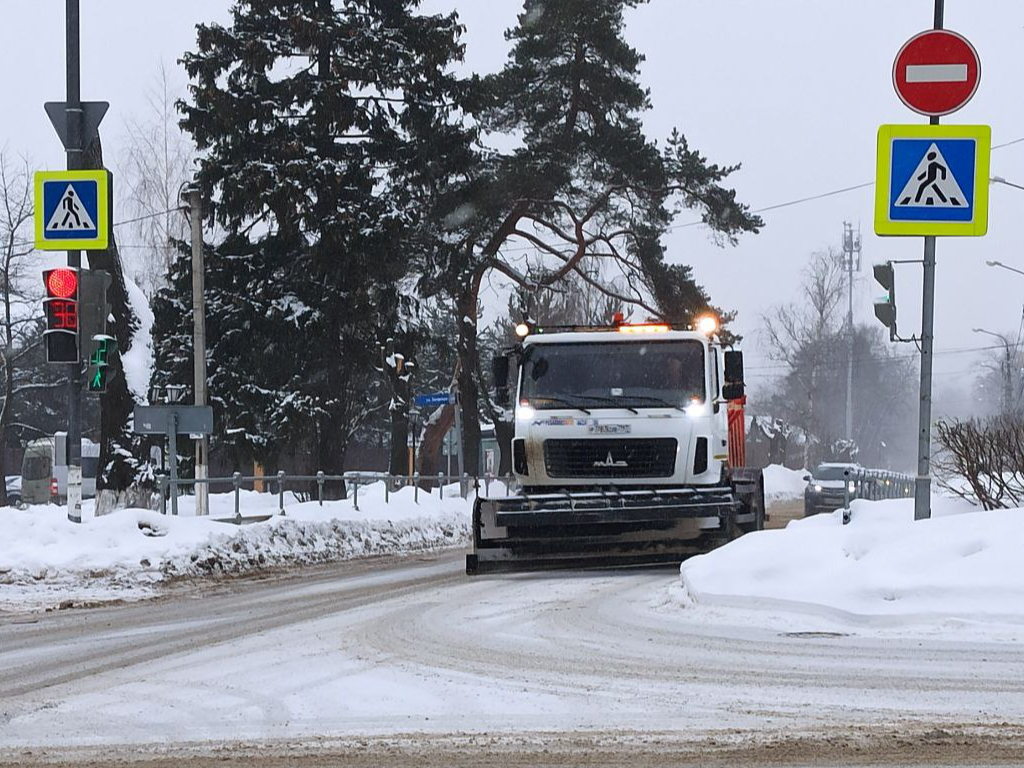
[10,135,1024,253]
[745,340,1024,373]
[113,206,185,228]
[670,133,1024,232]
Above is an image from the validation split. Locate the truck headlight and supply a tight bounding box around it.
[847,481,856,492]
[814,484,823,492]
[516,404,536,421]
[685,400,707,418]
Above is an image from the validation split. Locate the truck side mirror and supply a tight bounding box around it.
[723,350,745,400]
[492,355,511,408]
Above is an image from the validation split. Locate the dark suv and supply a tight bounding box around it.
[803,463,860,516]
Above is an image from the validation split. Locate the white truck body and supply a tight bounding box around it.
[467,323,763,574]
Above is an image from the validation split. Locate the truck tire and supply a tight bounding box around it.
[738,474,765,534]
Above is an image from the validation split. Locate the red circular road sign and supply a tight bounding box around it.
[893,29,980,117]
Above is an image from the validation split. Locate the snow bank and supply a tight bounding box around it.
[680,496,1024,625]
[0,483,472,612]
[762,464,807,503]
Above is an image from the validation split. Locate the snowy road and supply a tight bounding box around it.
[2,551,1024,766]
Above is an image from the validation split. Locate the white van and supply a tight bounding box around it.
[20,434,100,505]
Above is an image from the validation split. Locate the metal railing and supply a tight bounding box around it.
[842,467,915,524]
[155,471,516,523]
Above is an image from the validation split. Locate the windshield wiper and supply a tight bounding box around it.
[613,394,686,412]
[530,396,591,415]
[572,394,639,414]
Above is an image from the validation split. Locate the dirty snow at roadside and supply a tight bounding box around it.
[761,463,807,503]
[679,495,1024,635]
[0,483,475,612]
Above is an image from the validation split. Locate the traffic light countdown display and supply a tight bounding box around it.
[43,267,79,362]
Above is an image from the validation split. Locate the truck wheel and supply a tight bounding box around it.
[738,476,766,534]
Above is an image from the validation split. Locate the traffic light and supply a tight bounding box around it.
[873,262,897,341]
[43,267,79,363]
[79,269,112,347]
[86,335,117,393]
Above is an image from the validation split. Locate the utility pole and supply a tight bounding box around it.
[1004,344,1013,416]
[914,0,944,522]
[973,327,1014,416]
[842,222,861,445]
[64,0,83,523]
[188,188,209,515]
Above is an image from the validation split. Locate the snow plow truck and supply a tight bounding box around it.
[466,316,764,574]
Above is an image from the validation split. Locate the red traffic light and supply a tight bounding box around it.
[46,268,78,299]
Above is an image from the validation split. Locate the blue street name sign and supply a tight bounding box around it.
[414,392,456,408]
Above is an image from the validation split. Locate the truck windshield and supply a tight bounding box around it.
[520,340,705,409]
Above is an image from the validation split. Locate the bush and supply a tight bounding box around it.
[934,416,1024,510]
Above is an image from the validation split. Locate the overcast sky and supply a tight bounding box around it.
[3,0,1024,407]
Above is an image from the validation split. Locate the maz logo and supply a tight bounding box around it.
[593,451,628,468]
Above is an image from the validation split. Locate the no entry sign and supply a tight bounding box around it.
[893,29,980,117]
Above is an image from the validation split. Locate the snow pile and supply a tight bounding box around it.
[681,496,1024,623]
[0,483,472,611]
[121,275,155,404]
[762,464,807,503]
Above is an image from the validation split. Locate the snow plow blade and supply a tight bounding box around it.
[466,486,756,574]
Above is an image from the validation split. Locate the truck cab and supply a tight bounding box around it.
[505,323,741,491]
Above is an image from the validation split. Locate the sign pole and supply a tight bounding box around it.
[916,234,936,521]
[453,392,465,494]
[64,0,83,523]
[914,0,944,522]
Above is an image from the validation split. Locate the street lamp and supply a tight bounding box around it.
[973,327,1014,415]
[986,259,1024,279]
[991,176,1024,193]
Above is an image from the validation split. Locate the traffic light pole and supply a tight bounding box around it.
[915,235,936,521]
[914,0,944,522]
[65,0,83,523]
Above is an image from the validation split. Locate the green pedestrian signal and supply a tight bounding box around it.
[89,366,106,391]
[86,334,117,394]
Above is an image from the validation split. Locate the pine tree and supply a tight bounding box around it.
[416,0,762,471]
[165,0,466,483]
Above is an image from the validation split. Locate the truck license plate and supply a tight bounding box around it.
[588,423,631,434]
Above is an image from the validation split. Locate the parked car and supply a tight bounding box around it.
[803,462,860,516]
[20,434,100,505]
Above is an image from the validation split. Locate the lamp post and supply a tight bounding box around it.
[973,327,1014,415]
[991,176,1024,193]
[986,259,1024,279]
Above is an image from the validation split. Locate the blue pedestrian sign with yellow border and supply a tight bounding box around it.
[874,124,990,237]
[34,170,110,250]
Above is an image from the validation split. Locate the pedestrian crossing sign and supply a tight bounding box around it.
[875,124,990,237]
[34,170,110,250]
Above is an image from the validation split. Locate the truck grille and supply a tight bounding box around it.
[543,438,678,478]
